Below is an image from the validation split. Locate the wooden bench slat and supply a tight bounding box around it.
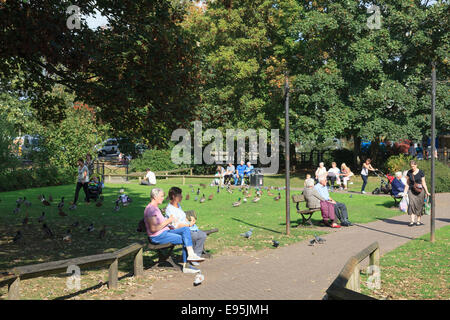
[292,194,305,203]
[114,243,144,259]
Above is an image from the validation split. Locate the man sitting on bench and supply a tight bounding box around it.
[165,187,207,267]
[303,179,340,228]
[144,188,204,274]
[315,178,353,227]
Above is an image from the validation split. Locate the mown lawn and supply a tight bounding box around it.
[361,225,450,300]
[0,175,400,299]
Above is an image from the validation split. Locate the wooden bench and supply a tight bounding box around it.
[291,194,321,226]
[391,194,403,206]
[137,210,218,268]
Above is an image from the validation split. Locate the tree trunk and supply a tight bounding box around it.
[353,135,361,169]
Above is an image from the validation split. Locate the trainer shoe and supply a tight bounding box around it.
[183,266,201,274]
[191,261,200,266]
[361,191,366,194]
[187,253,205,262]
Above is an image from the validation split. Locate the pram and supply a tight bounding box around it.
[87,176,103,202]
[372,170,392,195]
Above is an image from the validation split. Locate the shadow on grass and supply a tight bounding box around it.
[231,218,282,234]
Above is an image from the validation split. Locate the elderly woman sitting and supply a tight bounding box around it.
[391,171,406,197]
[302,179,341,228]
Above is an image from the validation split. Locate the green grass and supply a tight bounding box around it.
[0,176,401,299]
[361,225,450,300]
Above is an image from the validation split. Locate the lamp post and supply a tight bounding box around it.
[430,62,436,243]
[284,73,290,235]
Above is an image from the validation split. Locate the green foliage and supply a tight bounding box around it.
[0,166,75,192]
[129,149,180,172]
[386,154,414,173]
[0,112,20,174]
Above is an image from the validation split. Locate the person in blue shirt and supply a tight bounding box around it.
[391,172,406,197]
[244,161,254,184]
[234,160,247,186]
[314,178,353,226]
[165,187,207,267]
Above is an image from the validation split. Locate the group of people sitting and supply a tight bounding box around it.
[306,161,354,191]
[213,161,255,186]
[144,187,208,274]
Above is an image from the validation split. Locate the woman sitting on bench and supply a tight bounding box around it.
[144,188,205,274]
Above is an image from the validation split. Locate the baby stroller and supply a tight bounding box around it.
[372,170,392,195]
[87,176,103,202]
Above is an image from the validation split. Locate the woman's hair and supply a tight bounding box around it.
[168,186,182,200]
[341,163,347,168]
[410,160,417,166]
[78,158,84,164]
[319,162,324,167]
[395,171,402,178]
[305,179,315,188]
[366,158,371,163]
[331,162,336,166]
[150,188,164,200]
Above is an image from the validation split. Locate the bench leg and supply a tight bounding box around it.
[302,214,313,226]
[151,247,180,269]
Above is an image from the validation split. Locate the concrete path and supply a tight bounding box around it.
[119,193,450,300]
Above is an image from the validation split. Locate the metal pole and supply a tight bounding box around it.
[285,73,291,235]
[430,62,436,243]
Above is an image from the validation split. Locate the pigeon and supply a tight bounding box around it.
[58,197,65,209]
[16,197,23,206]
[186,194,190,201]
[38,212,45,223]
[314,234,326,244]
[208,194,213,200]
[196,188,200,195]
[63,230,72,242]
[23,197,32,208]
[243,197,247,203]
[22,213,29,226]
[42,224,54,238]
[272,240,280,248]
[191,188,195,193]
[194,196,198,201]
[232,198,241,207]
[13,231,22,243]
[240,228,253,238]
[71,221,79,228]
[200,194,206,203]
[274,193,281,201]
[87,223,95,232]
[98,225,107,239]
[309,239,316,246]
[193,273,204,286]
[217,186,220,193]
[114,199,120,212]
[349,194,353,198]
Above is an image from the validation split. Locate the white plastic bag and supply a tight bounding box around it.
[399,194,408,213]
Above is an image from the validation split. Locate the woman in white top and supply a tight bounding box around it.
[327,162,341,189]
[339,163,353,190]
[315,162,327,183]
[360,158,376,194]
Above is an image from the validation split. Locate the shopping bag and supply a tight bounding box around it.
[399,195,408,213]
[423,197,431,215]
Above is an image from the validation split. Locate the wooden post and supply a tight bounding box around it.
[165,171,168,180]
[8,277,20,300]
[345,263,361,293]
[108,259,118,289]
[134,248,144,278]
[370,247,380,268]
[190,168,193,176]
[108,175,111,183]
[182,176,185,185]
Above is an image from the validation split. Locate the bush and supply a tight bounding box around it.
[0,166,75,192]
[129,149,180,172]
[386,156,450,193]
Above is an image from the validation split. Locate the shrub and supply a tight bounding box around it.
[386,154,413,173]
[129,149,180,173]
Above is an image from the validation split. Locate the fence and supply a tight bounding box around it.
[0,242,145,300]
[325,241,380,300]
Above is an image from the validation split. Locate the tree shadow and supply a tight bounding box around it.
[231,218,283,234]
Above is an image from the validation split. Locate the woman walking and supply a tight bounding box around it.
[403,160,430,227]
[360,158,376,194]
[72,158,90,207]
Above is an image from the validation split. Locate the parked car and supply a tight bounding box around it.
[95,138,120,157]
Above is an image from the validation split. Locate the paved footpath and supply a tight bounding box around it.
[119,193,450,300]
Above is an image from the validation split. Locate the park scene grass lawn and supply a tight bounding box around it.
[361,225,450,300]
[0,175,402,299]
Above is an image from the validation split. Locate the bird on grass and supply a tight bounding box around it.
[58,208,67,217]
[58,197,65,210]
[63,230,72,243]
[41,195,51,206]
[208,194,213,201]
[217,186,220,193]
[69,203,77,210]
[252,196,261,203]
[232,198,241,207]
[243,197,247,203]
[240,228,253,238]
[13,231,22,243]
[95,196,104,207]
[23,197,32,208]
[87,223,95,233]
[113,199,120,212]
[274,193,281,201]
[194,196,198,201]
[16,197,23,206]
[22,213,29,226]
[200,183,206,189]
[38,212,45,223]
[185,194,190,201]
[267,190,274,196]
[196,188,200,195]
[272,240,280,248]
[42,224,54,238]
[98,225,107,239]
[71,221,79,228]
[200,194,206,203]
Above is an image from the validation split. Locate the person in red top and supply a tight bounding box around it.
[144,188,205,273]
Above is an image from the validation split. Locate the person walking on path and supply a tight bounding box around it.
[72,158,90,206]
[360,158,376,194]
[144,188,205,274]
[403,160,430,227]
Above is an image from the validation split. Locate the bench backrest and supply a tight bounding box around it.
[291,194,305,203]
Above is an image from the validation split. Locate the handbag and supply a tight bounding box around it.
[413,182,423,194]
[423,197,431,215]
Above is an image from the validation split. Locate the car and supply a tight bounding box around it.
[96,138,120,157]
